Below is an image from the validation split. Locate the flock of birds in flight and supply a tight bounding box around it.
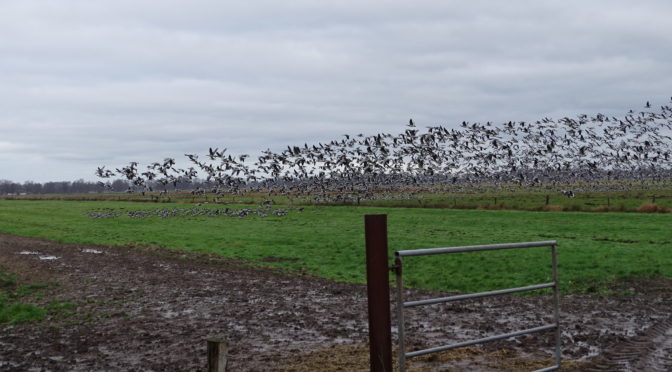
[96,101,672,208]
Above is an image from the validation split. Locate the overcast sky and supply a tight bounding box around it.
[1,0,671,183]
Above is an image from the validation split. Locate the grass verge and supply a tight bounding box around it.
[0,269,47,324]
[0,267,75,325]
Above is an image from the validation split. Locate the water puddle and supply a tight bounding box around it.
[17,251,59,260]
[577,342,601,360]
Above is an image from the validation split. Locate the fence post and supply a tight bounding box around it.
[365,214,393,372]
[207,338,229,372]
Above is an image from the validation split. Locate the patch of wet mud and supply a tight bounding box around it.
[584,316,672,371]
[0,232,671,371]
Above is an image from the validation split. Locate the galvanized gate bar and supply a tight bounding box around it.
[405,323,557,358]
[551,244,561,368]
[394,255,406,372]
[396,240,557,257]
[395,240,561,372]
[534,365,561,372]
[404,282,555,308]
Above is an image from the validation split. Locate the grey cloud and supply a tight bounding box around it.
[1,0,671,182]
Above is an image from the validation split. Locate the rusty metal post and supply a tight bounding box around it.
[365,214,393,372]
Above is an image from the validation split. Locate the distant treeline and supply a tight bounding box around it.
[0,179,208,195]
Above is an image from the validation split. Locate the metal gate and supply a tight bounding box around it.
[393,240,561,372]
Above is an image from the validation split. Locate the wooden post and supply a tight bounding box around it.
[365,214,393,372]
[208,339,228,372]
[545,195,550,205]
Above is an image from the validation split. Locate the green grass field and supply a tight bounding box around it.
[3,187,672,213]
[0,200,670,295]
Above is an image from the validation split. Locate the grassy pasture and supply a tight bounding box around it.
[0,200,670,295]
[3,187,672,213]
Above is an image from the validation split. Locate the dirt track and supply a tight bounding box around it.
[1,233,671,371]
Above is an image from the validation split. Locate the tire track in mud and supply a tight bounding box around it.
[587,316,672,372]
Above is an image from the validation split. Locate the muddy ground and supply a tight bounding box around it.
[1,232,671,371]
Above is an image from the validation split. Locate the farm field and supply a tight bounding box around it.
[0,199,670,295]
[4,187,672,213]
[1,198,671,371]
[3,2,672,370]
[1,233,671,371]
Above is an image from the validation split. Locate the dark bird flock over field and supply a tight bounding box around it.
[96,101,672,206]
